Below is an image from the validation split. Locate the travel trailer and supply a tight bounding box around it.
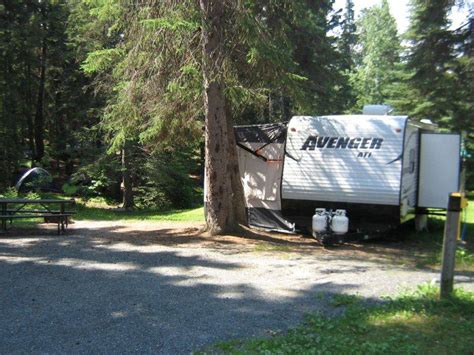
[235,115,463,243]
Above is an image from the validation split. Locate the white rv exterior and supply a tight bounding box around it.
[282,115,421,220]
[400,124,419,217]
[234,115,462,234]
[418,133,462,208]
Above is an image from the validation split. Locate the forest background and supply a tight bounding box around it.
[0,0,472,210]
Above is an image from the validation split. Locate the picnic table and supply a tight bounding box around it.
[0,198,76,234]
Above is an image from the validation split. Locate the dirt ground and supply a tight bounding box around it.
[0,220,472,354]
[61,220,467,270]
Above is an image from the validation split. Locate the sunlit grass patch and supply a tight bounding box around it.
[404,198,474,271]
[74,203,204,222]
[209,284,474,354]
[1,199,205,228]
[67,197,203,222]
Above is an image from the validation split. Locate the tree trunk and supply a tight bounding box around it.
[268,93,273,122]
[200,0,246,235]
[25,62,36,164]
[34,38,47,163]
[225,103,247,225]
[122,145,134,210]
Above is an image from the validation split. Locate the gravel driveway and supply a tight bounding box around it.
[0,221,472,354]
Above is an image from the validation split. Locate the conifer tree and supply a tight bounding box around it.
[0,1,91,189]
[404,0,456,121]
[350,0,400,109]
[80,0,342,233]
[336,0,357,112]
[339,0,356,72]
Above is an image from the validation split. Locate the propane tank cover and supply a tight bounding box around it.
[312,208,328,236]
[331,210,349,235]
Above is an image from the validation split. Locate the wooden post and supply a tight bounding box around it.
[1,202,6,232]
[121,145,134,210]
[440,193,462,299]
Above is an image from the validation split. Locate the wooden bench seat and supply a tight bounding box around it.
[5,209,76,214]
[0,213,73,219]
[0,213,74,234]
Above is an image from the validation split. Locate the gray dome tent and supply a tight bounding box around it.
[15,167,54,193]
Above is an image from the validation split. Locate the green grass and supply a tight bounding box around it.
[209,284,474,354]
[401,197,474,271]
[69,197,204,222]
[2,206,204,230]
[74,204,204,222]
[0,193,204,226]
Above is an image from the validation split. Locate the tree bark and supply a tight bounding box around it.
[122,145,134,210]
[225,103,247,225]
[25,62,36,164]
[34,37,47,163]
[200,0,246,235]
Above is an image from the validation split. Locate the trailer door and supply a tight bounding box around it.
[418,133,461,209]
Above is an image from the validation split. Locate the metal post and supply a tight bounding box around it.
[440,193,462,299]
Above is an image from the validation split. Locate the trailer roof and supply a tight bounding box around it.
[292,114,409,120]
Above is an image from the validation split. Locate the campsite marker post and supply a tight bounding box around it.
[440,192,467,299]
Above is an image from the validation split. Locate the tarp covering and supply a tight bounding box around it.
[248,208,295,232]
[235,123,286,162]
[235,123,294,233]
[235,123,286,147]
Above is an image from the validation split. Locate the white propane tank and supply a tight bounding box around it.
[312,208,327,236]
[331,210,349,235]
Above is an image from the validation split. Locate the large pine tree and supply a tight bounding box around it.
[80,0,342,233]
[350,0,400,109]
[405,0,456,121]
[0,1,92,190]
[336,0,357,112]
